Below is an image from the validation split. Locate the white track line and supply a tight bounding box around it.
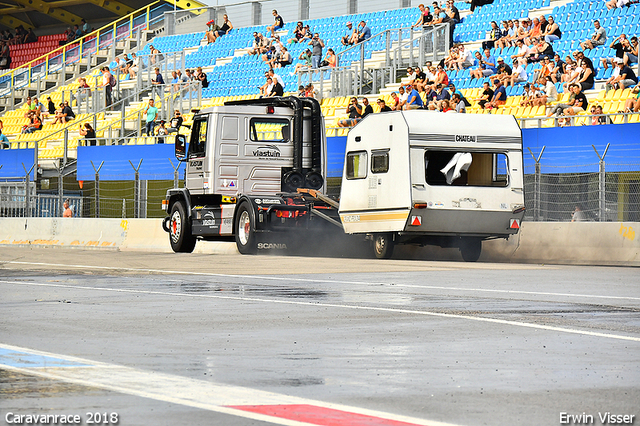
[3,260,639,302]
[2,279,639,343]
[0,343,461,426]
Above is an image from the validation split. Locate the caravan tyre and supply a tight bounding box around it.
[373,233,394,259]
[460,238,482,262]
[169,202,197,253]
[235,202,257,255]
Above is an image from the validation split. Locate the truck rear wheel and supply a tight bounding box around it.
[460,238,482,262]
[169,201,196,253]
[235,202,257,255]
[373,233,394,259]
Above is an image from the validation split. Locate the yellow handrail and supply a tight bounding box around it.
[0,0,162,85]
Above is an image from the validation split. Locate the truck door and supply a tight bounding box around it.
[186,116,209,194]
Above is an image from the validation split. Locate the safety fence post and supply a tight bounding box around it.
[592,143,610,222]
[527,146,545,221]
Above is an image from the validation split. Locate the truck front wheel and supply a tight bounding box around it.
[459,238,482,262]
[235,202,257,255]
[373,233,394,259]
[169,202,196,253]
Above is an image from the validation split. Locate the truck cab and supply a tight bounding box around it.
[162,97,327,253]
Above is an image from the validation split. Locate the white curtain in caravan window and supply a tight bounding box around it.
[440,152,473,185]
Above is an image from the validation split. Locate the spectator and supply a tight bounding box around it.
[206,19,219,43]
[508,58,528,87]
[486,79,507,109]
[304,83,317,98]
[454,44,474,70]
[291,48,312,75]
[73,77,90,109]
[519,83,537,106]
[118,54,131,75]
[101,66,114,107]
[149,45,163,66]
[623,86,640,112]
[168,110,183,134]
[389,92,400,110]
[46,96,55,116]
[575,50,595,91]
[24,28,37,44]
[550,54,564,83]
[79,123,96,146]
[259,71,272,96]
[609,58,638,90]
[451,93,466,113]
[470,49,494,79]
[62,101,75,122]
[249,33,267,55]
[563,84,588,117]
[434,63,449,86]
[341,21,356,46]
[495,21,512,50]
[195,66,208,88]
[530,37,554,62]
[529,18,542,41]
[543,16,561,44]
[448,82,470,107]
[426,83,449,110]
[476,81,494,109]
[405,82,424,109]
[213,14,233,41]
[21,111,42,134]
[547,84,576,117]
[444,0,460,24]
[151,67,165,98]
[157,121,168,143]
[297,85,306,96]
[322,48,337,68]
[267,77,284,97]
[412,4,433,29]
[32,97,43,117]
[361,97,374,118]
[144,99,158,136]
[606,0,630,10]
[81,18,91,35]
[267,10,284,37]
[539,15,549,33]
[627,37,638,65]
[376,98,392,112]
[0,40,11,69]
[267,68,284,89]
[63,199,73,218]
[580,20,606,51]
[129,53,139,79]
[308,33,324,68]
[511,39,532,63]
[532,76,557,107]
[591,105,611,125]
[517,18,532,45]
[289,22,305,44]
[73,25,82,40]
[351,21,371,44]
[0,125,9,149]
[275,47,293,68]
[338,97,363,127]
[571,205,586,221]
[430,6,445,26]
[602,35,633,69]
[482,21,503,50]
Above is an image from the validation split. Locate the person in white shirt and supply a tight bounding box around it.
[511,39,531,63]
[455,44,474,69]
[509,58,528,87]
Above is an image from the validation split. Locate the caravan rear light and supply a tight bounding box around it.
[266,106,275,114]
[162,199,169,211]
[413,202,428,209]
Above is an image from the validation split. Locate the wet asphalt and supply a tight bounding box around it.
[0,247,638,426]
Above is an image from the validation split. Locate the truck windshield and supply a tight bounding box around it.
[249,118,290,142]
[425,151,509,187]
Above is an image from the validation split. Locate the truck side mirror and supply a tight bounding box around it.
[175,134,187,161]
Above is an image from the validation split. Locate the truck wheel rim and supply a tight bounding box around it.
[238,211,250,245]
[375,235,385,254]
[171,211,181,243]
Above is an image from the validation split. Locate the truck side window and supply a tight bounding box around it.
[188,118,207,158]
[425,151,509,187]
[346,151,368,179]
[371,150,389,174]
[249,118,290,142]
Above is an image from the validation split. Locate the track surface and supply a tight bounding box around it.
[0,247,639,426]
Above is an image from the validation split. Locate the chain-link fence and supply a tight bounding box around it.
[3,145,639,221]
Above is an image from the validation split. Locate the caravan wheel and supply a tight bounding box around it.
[373,233,394,259]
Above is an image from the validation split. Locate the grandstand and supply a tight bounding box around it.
[0,0,638,221]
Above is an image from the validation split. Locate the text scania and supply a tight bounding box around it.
[455,135,477,143]
[257,243,287,249]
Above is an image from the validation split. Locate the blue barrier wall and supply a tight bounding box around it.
[0,149,36,179]
[76,145,183,181]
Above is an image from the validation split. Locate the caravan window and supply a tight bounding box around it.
[371,150,389,174]
[249,118,290,142]
[346,151,368,179]
[425,151,509,187]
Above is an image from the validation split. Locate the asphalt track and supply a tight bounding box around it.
[0,246,638,426]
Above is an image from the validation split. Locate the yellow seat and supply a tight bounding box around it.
[619,88,632,101]
[604,89,617,101]
[594,89,606,104]
[629,114,640,123]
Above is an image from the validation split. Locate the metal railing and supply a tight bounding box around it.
[297,24,450,98]
[0,1,167,96]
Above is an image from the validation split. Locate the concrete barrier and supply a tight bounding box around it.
[0,218,638,265]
